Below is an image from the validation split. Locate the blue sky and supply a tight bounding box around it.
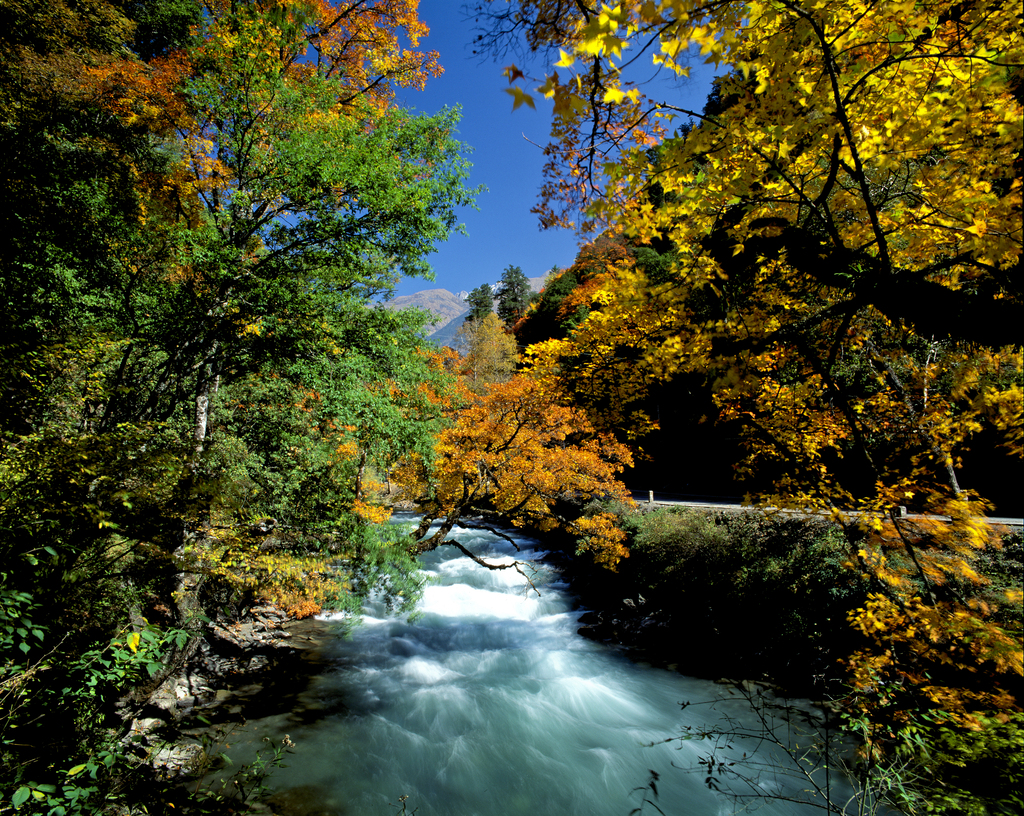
[393,1,716,299]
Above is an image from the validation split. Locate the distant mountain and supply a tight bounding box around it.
[385,276,550,347]
[428,313,469,347]
[383,288,469,333]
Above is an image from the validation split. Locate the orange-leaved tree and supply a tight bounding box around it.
[405,372,635,571]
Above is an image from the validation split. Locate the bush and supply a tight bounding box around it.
[625,508,730,597]
[612,507,867,689]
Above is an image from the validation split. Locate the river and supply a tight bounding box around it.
[215,520,851,816]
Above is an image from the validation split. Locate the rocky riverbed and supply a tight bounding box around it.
[129,607,334,780]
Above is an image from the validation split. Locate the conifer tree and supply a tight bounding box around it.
[464,283,495,322]
[496,264,531,329]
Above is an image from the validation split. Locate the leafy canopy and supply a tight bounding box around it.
[406,373,635,570]
[481,0,1023,768]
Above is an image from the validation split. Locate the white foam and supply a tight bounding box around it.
[398,657,460,685]
[540,675,647,726]
[419,583,539,621]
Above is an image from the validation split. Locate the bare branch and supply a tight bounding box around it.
[439,537,540,595]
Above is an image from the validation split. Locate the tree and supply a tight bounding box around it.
[95,0,472,445]
[0,0,172,436]
[485,0,1022,343]
[496,263,532,329]
[0,0,475,807]
[480,0,1023,805]
[464,282,495,321]
[523,235,665,436]
[405,373,635,571]
[457,311,519,392]
[515,266,578,348]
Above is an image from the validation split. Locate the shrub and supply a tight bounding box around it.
[612,507,866,688]
[626,508,730,597]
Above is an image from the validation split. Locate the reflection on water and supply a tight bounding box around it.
[216,521,846,816]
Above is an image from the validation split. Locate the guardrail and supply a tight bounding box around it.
[628,490,1023,530]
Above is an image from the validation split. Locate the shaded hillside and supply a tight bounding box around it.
[429,312,469,346]
[384,288,469,332]
[394,276,550,348]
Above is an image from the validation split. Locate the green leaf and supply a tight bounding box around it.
[12,787,31,808]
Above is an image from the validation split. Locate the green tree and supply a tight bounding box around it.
[464,283,495,322]
[515,264,576,348]
[496,264,531,329]
[0,0,474,809]
[0,0,167,437]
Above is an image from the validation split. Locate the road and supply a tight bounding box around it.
[628,490,1024,530]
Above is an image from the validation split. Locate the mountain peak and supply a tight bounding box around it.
[384,277,551,336]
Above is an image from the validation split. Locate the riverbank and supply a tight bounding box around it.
[151,510,1022,816]
[532,506,861,699]
[162,523,837,816]
[558,505,1023,699]
[130,610,335,780]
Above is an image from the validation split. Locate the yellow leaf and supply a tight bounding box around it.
[555,49,575,68]
[504,87,536,111]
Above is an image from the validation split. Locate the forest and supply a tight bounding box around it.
[0,0,1020,815]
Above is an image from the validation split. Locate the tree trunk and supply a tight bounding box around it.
[193,347,220,456]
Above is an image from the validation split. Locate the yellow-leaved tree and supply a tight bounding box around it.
[457,311,520,392]
[478,0,1023,798]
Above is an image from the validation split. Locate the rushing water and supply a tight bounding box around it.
[218,521,847,816]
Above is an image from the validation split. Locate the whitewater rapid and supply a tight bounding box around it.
[216,521,844,816]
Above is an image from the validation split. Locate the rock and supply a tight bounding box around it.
[150,742,205,779]
[149,681,179,716]
[124,717,165,748]
[132,604,325,784]
[247,655,270,672]
[577,622,615,642]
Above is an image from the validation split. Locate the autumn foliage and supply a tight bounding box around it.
[408,373,635,569]
[482,0,1023,794]
[2,0,474,805]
